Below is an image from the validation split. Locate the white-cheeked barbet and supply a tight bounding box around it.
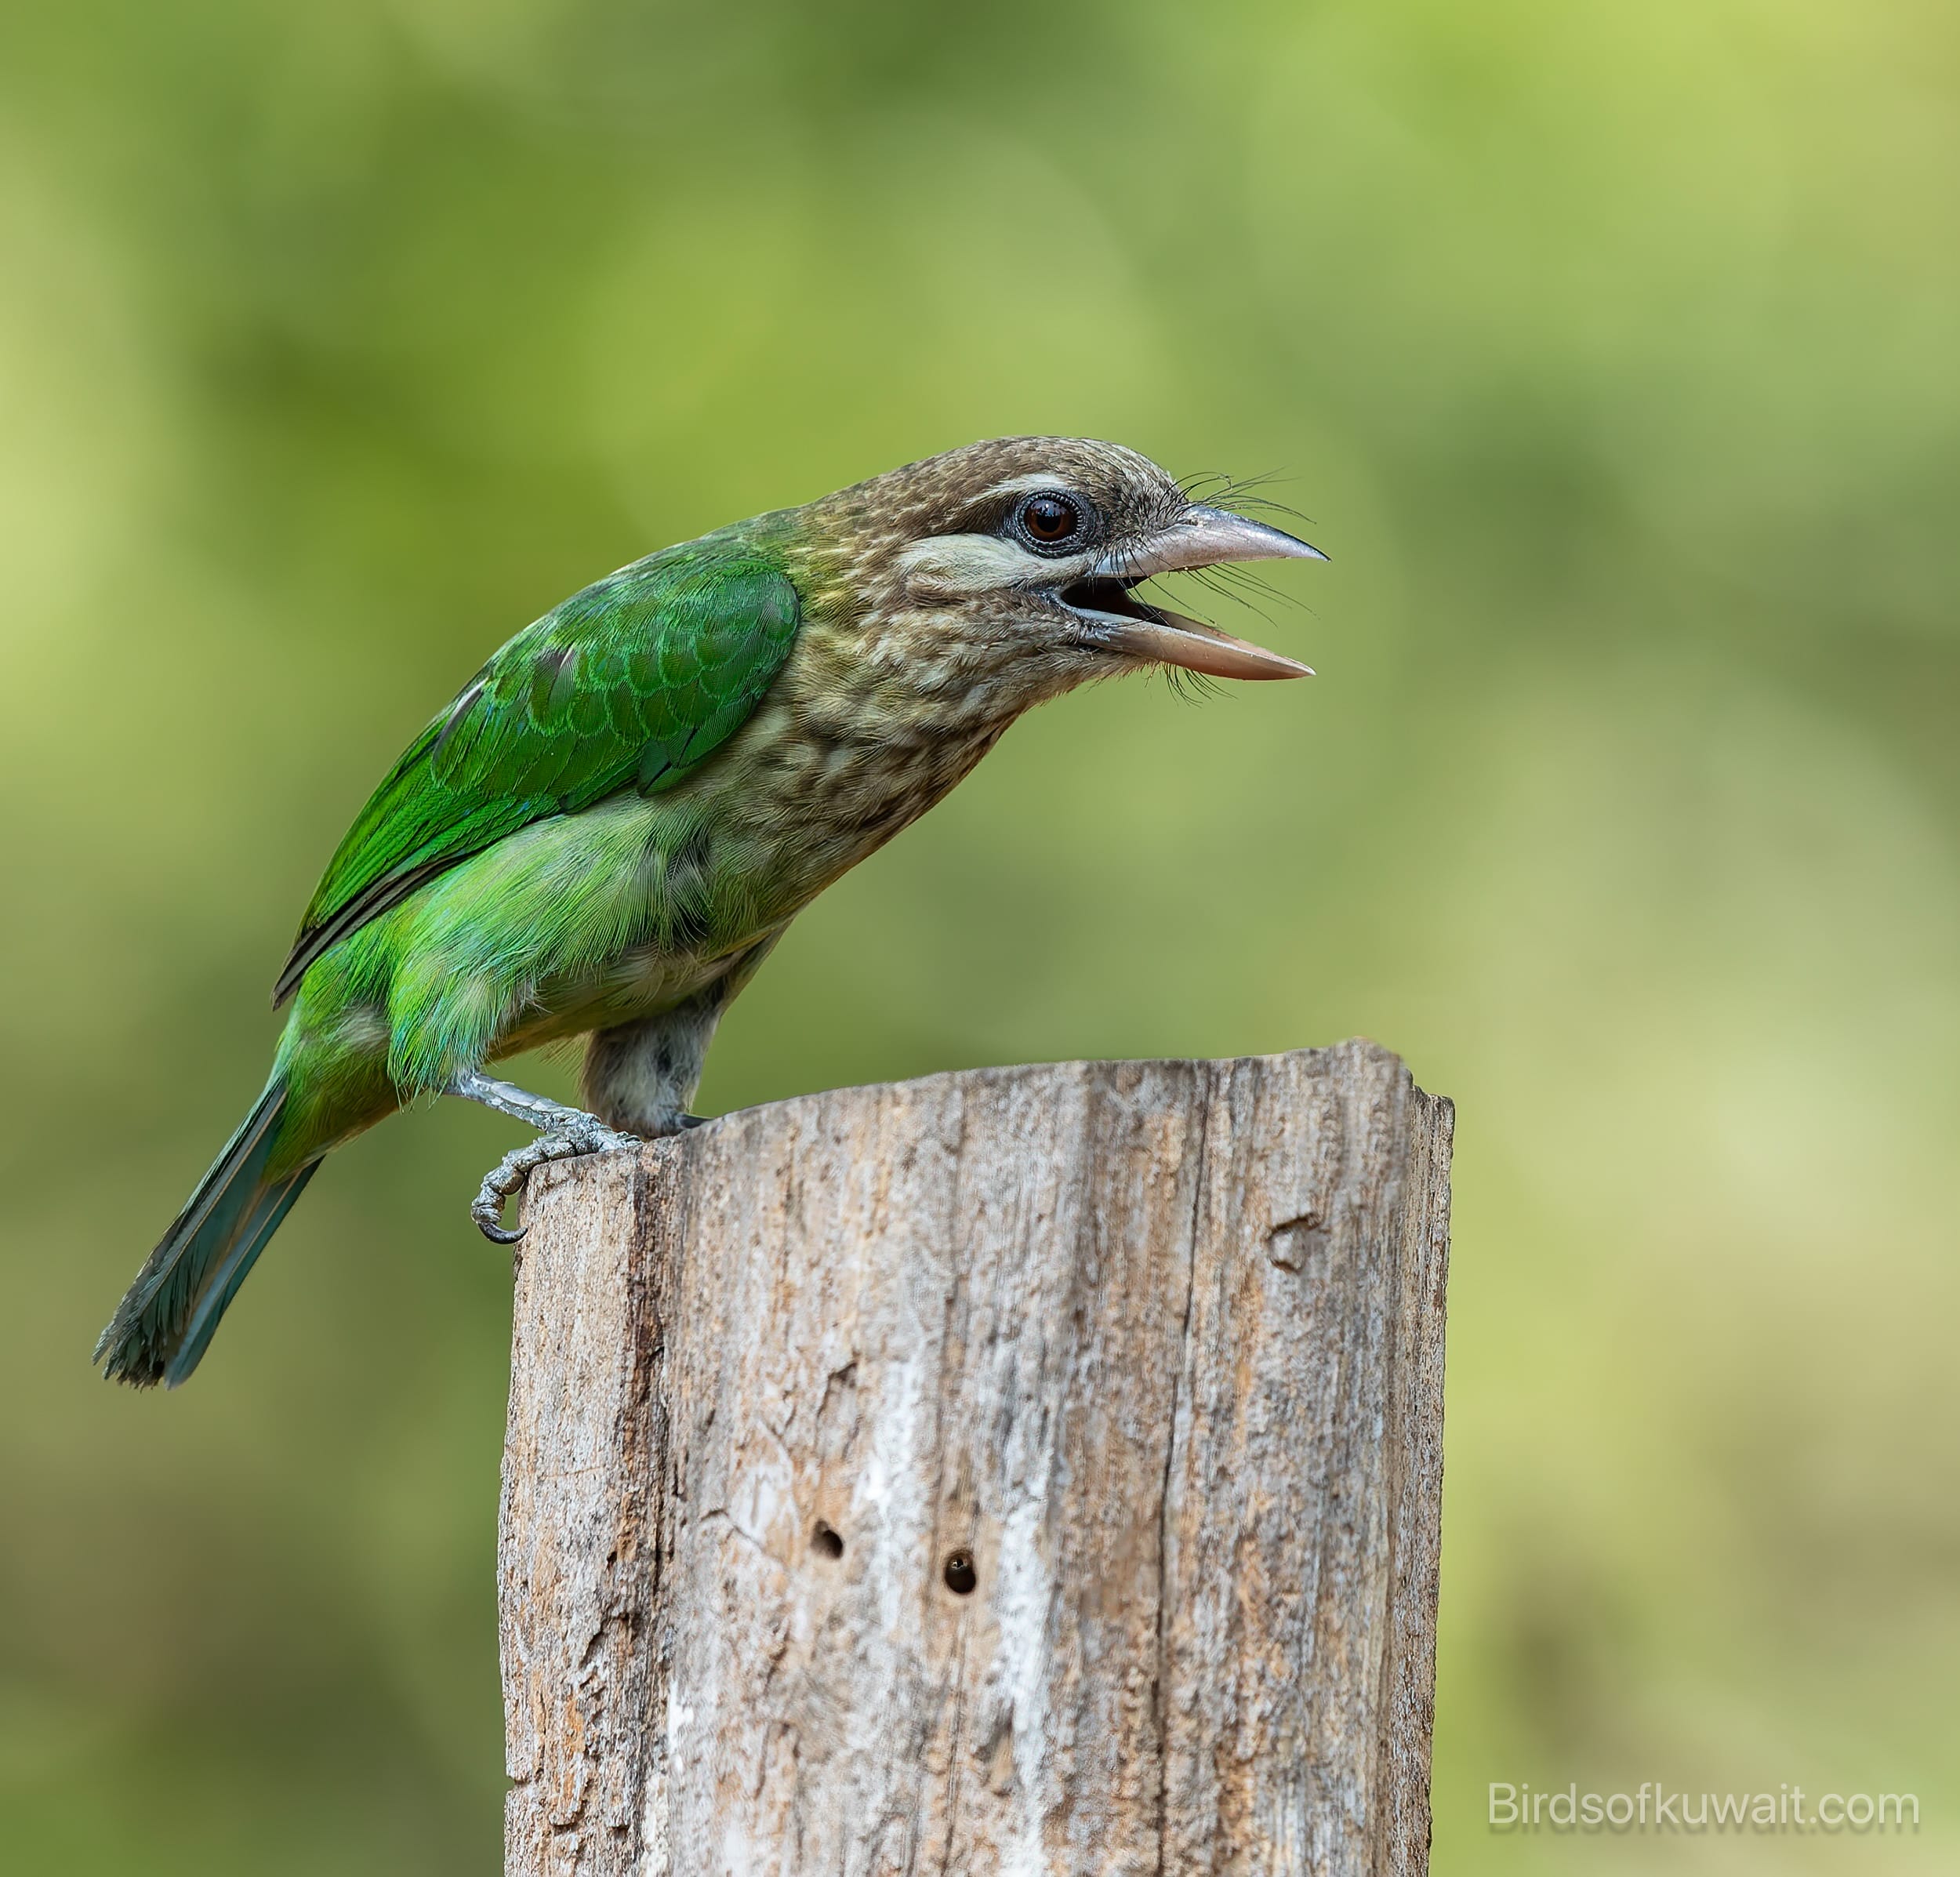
[97,436,1323,1386]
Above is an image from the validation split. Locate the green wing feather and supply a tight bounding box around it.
[274,547,800,1005]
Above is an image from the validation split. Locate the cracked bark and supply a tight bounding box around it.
[499,1043,1452,1876]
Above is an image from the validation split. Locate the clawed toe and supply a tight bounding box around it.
[470,1124,643,1243]
[562,1116,642,1156]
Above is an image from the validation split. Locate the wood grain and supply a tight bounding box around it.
[500,1042,1452,1875]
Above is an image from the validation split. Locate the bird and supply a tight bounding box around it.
[95,436,1323,1388]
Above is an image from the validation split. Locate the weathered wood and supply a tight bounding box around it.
[499,1041,1452,1876]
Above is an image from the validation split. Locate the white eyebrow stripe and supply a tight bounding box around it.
[971,471,1076,502]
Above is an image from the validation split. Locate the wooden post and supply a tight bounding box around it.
[499,1041,1452,1876]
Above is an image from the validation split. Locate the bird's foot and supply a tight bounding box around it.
[448,1071,643,1244]
[468,1120,639,1243]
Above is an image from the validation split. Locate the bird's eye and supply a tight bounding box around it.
[1017,492,1083,550]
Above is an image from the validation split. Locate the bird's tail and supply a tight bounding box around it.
[95,1081,319,1389]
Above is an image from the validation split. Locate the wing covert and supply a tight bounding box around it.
[274,551,799,1006]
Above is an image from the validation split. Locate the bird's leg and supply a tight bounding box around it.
[448,1069,637,1142]
[447,1069,643,1245]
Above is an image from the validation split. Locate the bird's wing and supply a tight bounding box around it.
[274,549,800,1006]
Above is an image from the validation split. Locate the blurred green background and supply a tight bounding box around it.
[3,1,1955,1870]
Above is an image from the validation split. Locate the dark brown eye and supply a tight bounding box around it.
[1018,492,1082,549]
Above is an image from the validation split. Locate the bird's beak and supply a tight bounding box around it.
[1105,504,1328,580]
[1062,504,1323,681]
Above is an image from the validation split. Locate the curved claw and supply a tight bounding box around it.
[471,1120,643,1243]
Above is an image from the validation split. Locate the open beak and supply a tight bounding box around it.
[1060,504,1323,681]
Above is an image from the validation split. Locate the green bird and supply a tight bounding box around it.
[96,437,1322,1388]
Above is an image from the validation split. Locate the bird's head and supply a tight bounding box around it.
[792,436,1323,718]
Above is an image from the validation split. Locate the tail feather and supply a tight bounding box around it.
[165,1163,319,1387]
[96,1083,318,1389]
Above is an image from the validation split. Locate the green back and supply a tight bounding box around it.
[274,546,800,1004]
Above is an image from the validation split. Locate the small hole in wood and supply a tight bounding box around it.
[811,1521,844,1560]
[942,1548,977,1596]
